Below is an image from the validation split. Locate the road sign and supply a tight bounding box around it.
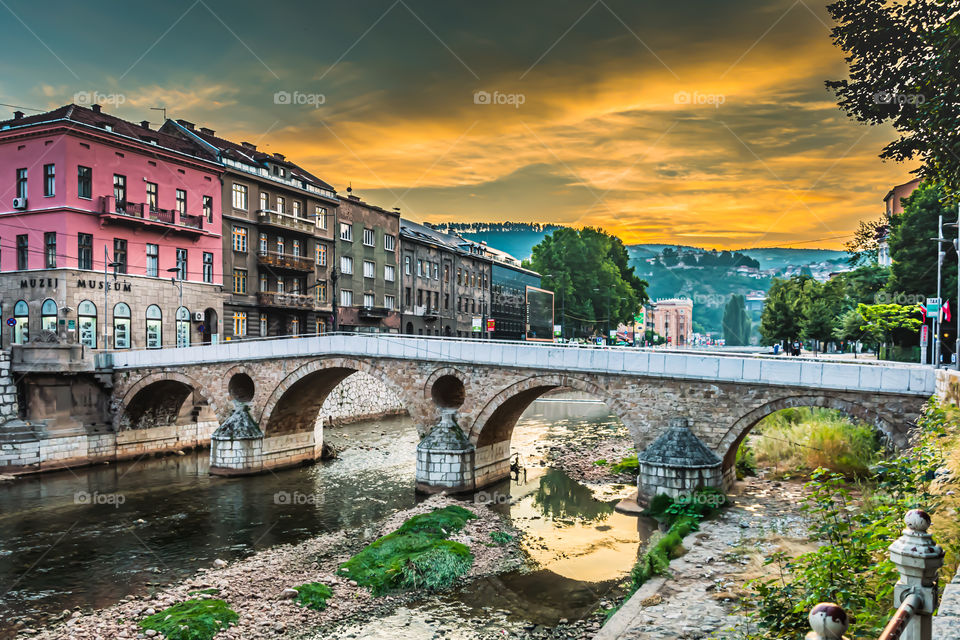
[471,317,482,332]
[928,297,941,305]
[921,324,929,348]
[553,324,561,337]
[5,318,14,327]
[486,318,495,332]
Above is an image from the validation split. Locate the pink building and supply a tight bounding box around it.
[0,104,224,349]
[645,297,693,346]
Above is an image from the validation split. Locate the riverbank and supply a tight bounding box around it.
[598,474,811,640]
[19,495,523,640]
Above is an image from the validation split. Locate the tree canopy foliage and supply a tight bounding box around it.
[722,294,751,346]
[527,227,648,337]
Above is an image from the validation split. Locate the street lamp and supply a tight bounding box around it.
[103,247,122,350]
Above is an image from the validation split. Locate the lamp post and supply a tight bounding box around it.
[166,266,185,346]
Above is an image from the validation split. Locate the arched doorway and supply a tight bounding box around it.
[203,308,218,344]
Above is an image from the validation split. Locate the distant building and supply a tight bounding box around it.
[878,177,921,267]
[745,291,766,313]
[646,298,693,346]
[485,245,545,341]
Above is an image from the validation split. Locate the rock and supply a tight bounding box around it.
[213,559,228,568]
[176,450,186,456]
[145,630,157,637]
[279,588,299,600]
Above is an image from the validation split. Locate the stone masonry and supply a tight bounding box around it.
[110,349,929,488]
[318,370,406,425]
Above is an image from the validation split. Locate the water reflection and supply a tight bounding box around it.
[533,469,617,523]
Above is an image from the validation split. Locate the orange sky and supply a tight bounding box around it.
[4,0,918,249]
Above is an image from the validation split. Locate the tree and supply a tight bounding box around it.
[886,182,957,300]
[843,217,887,266]
[857,303,922,360]
[527,227,649,339]
[722,294,751,346]
[840,264,889,307]
[834,307,866,345]
[802,295,837,354]
[760,278,804,346]
[826,0,960,196]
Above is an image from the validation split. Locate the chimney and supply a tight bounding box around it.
[200,127,215,136]
[176,119,195,131]
[91,104,102,114]
[241,141,257,151]
[273,152,285,161]
[140,120,151,129]
[13,111,23,120]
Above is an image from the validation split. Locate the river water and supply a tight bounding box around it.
[0,397,642,638]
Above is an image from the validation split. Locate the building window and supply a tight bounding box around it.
[203,195,213,223]
[260,192,269,211]
[44,232,56,268]
[292,239,301,257]
[41,299,57,332]
[78,300,97,349]
[16,235,27,270]
[259,314,267,337]
[233,269,247,294]
[259,274,268,292]
[13,300,28,344]
[43,164,55,197]
[363,228,375,246]
[444,293,449,309]
[340,289,353,306]
[176,189,187,215]
[432,263,439,280]
[114,238,127,274]
[232,225,248,252]
[276,237,285,254]
[113,174,126,211]
[78,166,92,200]
[293,201,301,218]
[316,280,327,303]
[340,255,353,274]
[276,196,285,214]
[113,302,131,349]
[316,206,327,229]
[417,260,424,277]
[146,181,159,212]
[404,255,411,275]
[384,294,395,310]
[232,183,248,210]
[457,268,462,284]
[339,222,352,242]
[364,293,375,307]
[384,234,396,251]
[176,306,191,348]
[444,264,449,282]
[276,277,284,294]
[405,287,411,307]
[290,317,300,335]
[146,243,159,277]
[384,264,395,282]
[78,233,92,269]
[175,248,187,280]
[316,243,327,266]
[316,318,325,334]
[145,305,162,348]
[15,168,27,199]
[259,234,268,254]
[233,312,247,337]
[363,260,375,278]
[203,252,213,283]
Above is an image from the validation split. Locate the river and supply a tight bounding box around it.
[0,396,643,639]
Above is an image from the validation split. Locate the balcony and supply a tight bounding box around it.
[257,251,314,272]
[257,291,317,310]
[99,196,207,235]
[411,305,439,321]
[358,306,391,319]
[256,209,316,235]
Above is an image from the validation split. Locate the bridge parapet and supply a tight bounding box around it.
[109,334,935,397]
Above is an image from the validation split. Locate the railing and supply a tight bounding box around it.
[256,250,314,271]
[806,509,944,640]
[256,208,316,234]
[100,196,203,230]
[410,305,440,318]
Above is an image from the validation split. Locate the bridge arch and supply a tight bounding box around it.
[259,357,423,436]
[716,394,910,476]
[115,371,216,431]
[468,374,631,447]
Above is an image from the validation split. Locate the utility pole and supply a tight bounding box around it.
[935,213,944,367]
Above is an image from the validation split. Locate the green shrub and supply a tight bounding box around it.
[139,599,238,640]
[338,505,476,595]
[293,582,333,611]
[610,454,639,474]
[489,531,513,546]
[735,441,757,479]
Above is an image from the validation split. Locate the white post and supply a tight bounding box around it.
[806,602,849,640]
[888,509,944,640]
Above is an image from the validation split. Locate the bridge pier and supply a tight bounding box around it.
[635,418,726,506]
[416,409,476,493]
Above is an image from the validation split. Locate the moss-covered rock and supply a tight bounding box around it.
[139,598,238,640]
[292,582,333,611]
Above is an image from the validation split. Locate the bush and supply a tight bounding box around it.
[735,441,757,479]
[610,454,639,474]
[139,599,238,640]
[489,531,513,546]
[293,582,333,611]
[338,505,476,595]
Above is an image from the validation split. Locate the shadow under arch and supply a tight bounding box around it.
[259,357,417,436]
[716,394,904,475]
[116,371,215,431]
[468,374,630,449]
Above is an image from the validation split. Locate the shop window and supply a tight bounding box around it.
[41,299,57,332]
[113,302,131,349]
[176,306,191,348]
[78,300,97,348]
[145,305,162,349]
[13,300,28,344]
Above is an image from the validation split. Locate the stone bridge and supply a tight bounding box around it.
[108,334,935,496]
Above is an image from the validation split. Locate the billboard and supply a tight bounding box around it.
[525,286,555,341]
